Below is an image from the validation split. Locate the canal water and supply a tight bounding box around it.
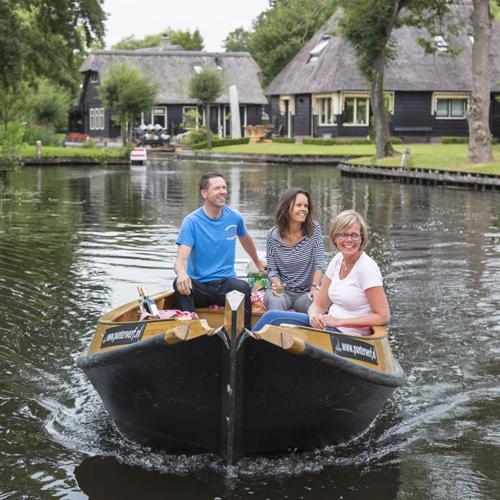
[0,160,499,499]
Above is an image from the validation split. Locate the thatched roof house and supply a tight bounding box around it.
[72,37,267,140]
[265,5,500,141]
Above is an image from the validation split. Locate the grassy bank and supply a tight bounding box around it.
[214,142,500,175]
[18,142,500,176]
[19,144,127,160]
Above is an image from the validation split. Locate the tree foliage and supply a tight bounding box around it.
[166,28,204,50]
[338,0,458,159]
[113,34,163,50]
[188,67,224,148]
[248,0,339,86]
[30,79,73,132]
[99,63,158,143]
[112,28,204,51]
[11,0,105,89]
[0,0,105,138]
[223,27,252,52]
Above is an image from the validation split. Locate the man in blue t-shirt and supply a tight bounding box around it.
[174,172,266,328]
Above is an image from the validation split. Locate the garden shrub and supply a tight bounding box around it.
[271,137,295,144]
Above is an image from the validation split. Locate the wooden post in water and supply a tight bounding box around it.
[35,141,42,160]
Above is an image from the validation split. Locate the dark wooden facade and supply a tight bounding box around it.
[72,40,267,141]
[266,4,500,142]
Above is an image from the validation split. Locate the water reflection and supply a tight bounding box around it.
[1,160,500,498]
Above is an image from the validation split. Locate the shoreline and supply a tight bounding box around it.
[18,151,500,191]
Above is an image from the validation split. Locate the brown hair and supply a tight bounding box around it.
[275,188,315,237]
[199,172,225,192]
[329,209,369,250]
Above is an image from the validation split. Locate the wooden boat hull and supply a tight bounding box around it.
[77,290,404,463]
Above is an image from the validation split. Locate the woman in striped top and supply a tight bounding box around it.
[263,188,325,313]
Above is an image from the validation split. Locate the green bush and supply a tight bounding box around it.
[303,136,403,146]
[390,137,404,145]
[441,136,468,144]
[441,136,498,145]
[23,124,60,146]
[272,137,295,144]
[302,137,337,146]
[1,122,25,146]
[183,127,210,145]
[191,137,250,150]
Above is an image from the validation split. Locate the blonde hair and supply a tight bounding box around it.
[329,209,369,250]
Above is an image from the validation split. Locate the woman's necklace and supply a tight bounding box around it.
[341,252,361,277]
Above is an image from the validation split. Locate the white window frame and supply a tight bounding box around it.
[182,106,200,129]
[151,107,167,128]
[89,107,105,130]
[342,94,370,126]
[307,34,332,64]
[313,95,337,125]
[432,93,469,119]
[434,35,449,53]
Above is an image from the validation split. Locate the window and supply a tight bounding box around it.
[307,34,332,64]
[344,97,369,125]
[152,107,167,128]
[432,93,469,119]
[183,106,199,129]
[433,35,449,53]
[90,71,99,83]
[193,64,203,74]
[89,107,105,130]
[317,97,334,125]
[436,98,467,118]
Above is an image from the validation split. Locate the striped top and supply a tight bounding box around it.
[266,222,325,293]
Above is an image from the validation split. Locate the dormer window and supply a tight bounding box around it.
[433,35,449,53]
[307,34,332,64]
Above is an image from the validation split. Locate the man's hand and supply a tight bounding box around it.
[176,271,192,295]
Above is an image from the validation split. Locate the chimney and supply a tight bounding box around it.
[160,36,172,50]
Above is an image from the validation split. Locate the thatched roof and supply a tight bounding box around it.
[80,40,267,105]
[266,4,500,95]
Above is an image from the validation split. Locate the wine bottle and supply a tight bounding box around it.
[137,285,160,318]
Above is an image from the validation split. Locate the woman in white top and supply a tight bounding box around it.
[252,209,390,336]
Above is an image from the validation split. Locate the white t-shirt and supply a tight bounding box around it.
[325,252,383,336]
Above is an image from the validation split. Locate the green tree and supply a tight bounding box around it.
[166,28,204,50]
[30,79,72,131]
[112,28,204,51]
[188,67,224,149]
[249,0,339,85]
[99,63,158,143]
[0,1,25,133]
[0,0,105,141]
[338,0,457,159]
[113,34,162,50]
[223,27,252,52]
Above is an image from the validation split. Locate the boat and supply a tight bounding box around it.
[77,290,404,464]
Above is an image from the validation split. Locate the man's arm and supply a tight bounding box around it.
[238,234,266,273]
[174,244,193,295]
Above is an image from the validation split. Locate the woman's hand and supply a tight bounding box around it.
[309,312,327,329]
[308,286,320,301]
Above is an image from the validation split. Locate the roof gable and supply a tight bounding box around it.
[266,5,500,95]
